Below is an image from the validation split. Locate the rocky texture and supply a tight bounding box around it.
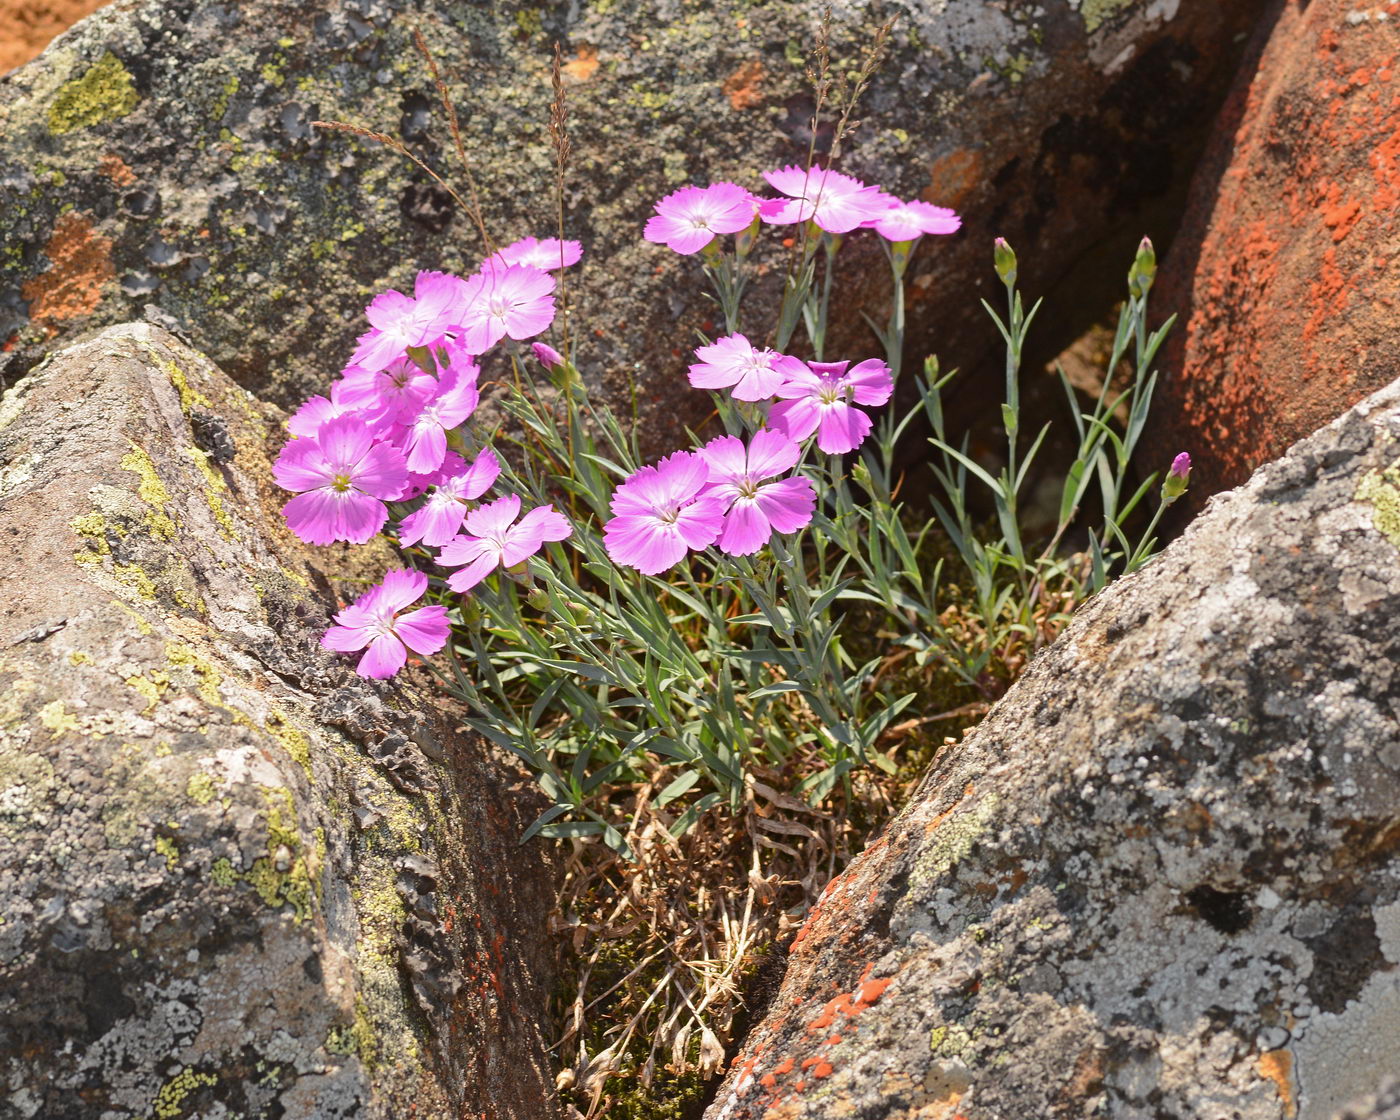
[0,323,559,1118]
[1155,0,1400,503]
[704,374,1400,1120]
[0,0,1266,448]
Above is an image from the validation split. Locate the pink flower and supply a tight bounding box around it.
[399,363,481,475]
[532,341,565,370]
[288,394,356,439]
[334,357,438,426]
[321,569,449,679]
[758,166,886,234]
[644,182,758,254]
[456,261,557,354]
[688,334,805,402]
[604,451,725,574]
[349,271,467,372]
[771,359,893,454]
[492,236,583,271]
[398,449,502,547]
[438,494,572,592]
[274,415,409,545]
[698,430,815,556]
[861,195,961,242]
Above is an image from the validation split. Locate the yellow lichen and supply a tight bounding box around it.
[1356,461,1400,549]
[67,650,93,666]
[165,643,223,706]
[48,51,139,135]
[154,834,179,870]
[121,444,177,540]
[266,708,312,779]
[184,447,237,540]
[149,1067,217,1119]
[125,672,168,713]
[38,700,80,736]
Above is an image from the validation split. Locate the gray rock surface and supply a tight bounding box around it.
[705,376,1400,1120]
[0,0,1265,447]
[0,323,559,1118]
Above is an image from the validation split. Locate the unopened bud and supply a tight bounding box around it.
[851,459,872,489]
[526,587,552,613]
[1128,236,1157,298]
[734,213,762,259]
[1162,450,1190,502]
[532,341,564,370]
[993,237,1017,286]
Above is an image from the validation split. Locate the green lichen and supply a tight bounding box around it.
[211,74,240,120]
[243,786,316,923]
[185,447,237,540]
[186,772,217,806]
[209,857,237,888]
[121,445,177,540]
[267,709,312,779]
[154,834,180,870]
[148,1067,216,1119]
[165,643,223,706]
[1077,0,1139,34]
[326,998,379,1069]
[1356,460,1400,549]
[909,793,1001,890]
[48,51,139,135]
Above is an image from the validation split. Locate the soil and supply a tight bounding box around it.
[0,0,108,74]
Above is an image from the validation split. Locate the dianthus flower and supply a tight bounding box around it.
[288,394,356,439]
[758,166,886,234]
[698,430,815,556]
[349,271,466,372]
[532,341,565,370]
[603,451,725,575]
[688,334,805,402]
[399,363,481,475]
[770,358,894,454]
[274,415,408,545]
[492,236,583,271]
[334,356,438,427]
[438,494,572,592]
[456,261,557,355]
[398,449,502,547]
[321,569,449,679]
[861,195,962,243]
[644,182,758,254]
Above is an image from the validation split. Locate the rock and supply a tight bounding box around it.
[0,324,559,1118]
[0,0,1266,447]
[1335,1080,1400,1120]
[1155,0,1400,501]
[704,375,1400,1120]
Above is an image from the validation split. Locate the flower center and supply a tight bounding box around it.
[736,478,760,500]
[689,217,711,231]
[818,384,842,405]
[489,297,510,319]
[331,473,354,493]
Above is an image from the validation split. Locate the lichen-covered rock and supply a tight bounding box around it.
[0,324,559,1118]
[1155,0,1400,501]
[704,376,1400,1120]
[0,0,1265,448]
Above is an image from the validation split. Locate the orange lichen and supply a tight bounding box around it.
[20,211,115,333]
[98,152,136,186]
[924,148,983,210]
[1258,1050,1296,1119]
[563,44,598,81]
[723,59,766,110]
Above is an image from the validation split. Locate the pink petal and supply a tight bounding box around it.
[356,633,407,679]
[754,477,815,533]
[460,449,501,500]
[321,623,371,653]
[354,441,410,500]
[399,499,466,548]
[816,404,872,454]
[283,489,344,546]
[445,551,500,593]
[463,494,522,537]
[395,605,451,655]
[515,506,572,543]
[376,569,428,613]
[717,500,770,556]
[770,397,822,443]
[744,428,801,479]
[317,416,375,473]
[699,435,749,483]
[847,359,894,406]
[338,491,391,544]
[274,439,333,493]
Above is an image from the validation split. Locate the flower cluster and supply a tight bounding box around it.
[280,164,959,674]
[275,237,577,678]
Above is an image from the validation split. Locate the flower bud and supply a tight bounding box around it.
[532,341,564,370]
[993,237,1017,286]
[1128,236,1157,298]
[734,213,762,259]
[1162,450,1190,502]
[526,587,552,613]
[851,459,872,489]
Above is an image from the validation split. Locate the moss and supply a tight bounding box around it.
[1356,461,1400,549]
[149,1067,217,1119]
[48,51,139,135]
[37,700,80,736]
[154,834,180,870]
[186,772,217,805]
